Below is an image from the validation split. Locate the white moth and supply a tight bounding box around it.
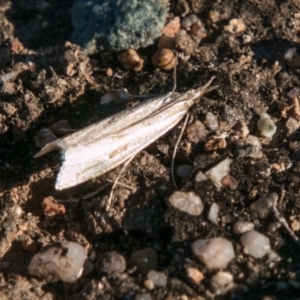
[35,78,214,190]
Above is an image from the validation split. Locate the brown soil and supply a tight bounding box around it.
[1,0,300,299]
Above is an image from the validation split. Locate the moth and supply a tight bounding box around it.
[35,77,215,190]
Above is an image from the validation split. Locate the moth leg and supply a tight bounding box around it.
[106,154,136,211]
[171,113,190,189]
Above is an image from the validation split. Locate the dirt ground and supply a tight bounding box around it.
[1,0,300,299]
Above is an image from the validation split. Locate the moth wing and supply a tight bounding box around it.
[55,101,189,190]
[34,93,174,158]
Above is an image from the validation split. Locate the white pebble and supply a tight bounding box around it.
[210,271,235,295]
[257,113,277,138]
[28,241,87,283]
[205,158,232,190]
[191,237,235,269]
[240,230,271,258]
[208,203,219,225]
[168,191,203,216]
[233,221,254,234]
[147,270,167,287]
[205,112,219,131]
[195,171,208,182]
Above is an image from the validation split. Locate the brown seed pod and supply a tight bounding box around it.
[117,49,144,72]
[151,49,176,71]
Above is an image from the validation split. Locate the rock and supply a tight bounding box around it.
[28,241,88,283]
[129,248,158,275]
[135,293,152,300]
[250,193,278,218]
[204,138,227,151]
[207,203,219,225]
[221,175,238,190]
[42,196,66,217]
[240,230,271,258]
[35,128,56,148]
[147,270,167,287]
[257,113,277,138]
[205,158,232,190]
[186,267,204,283]
[71,0,168,53]
[205,112,219,131]
[195,171,208,182]
[186,120,207,143]
[233,221,254,234]
[210,271,235,295]
[95,251,126,276]
[168,191,204,216]
[191,238,235,269]
[224,19,246,34]
[176,164,192,178]
[151,48,176,71]
[118,49,144,71]
[234,135,263,158]
[162,17,180,37]
[144,279,155,290]
[286,117,300,134]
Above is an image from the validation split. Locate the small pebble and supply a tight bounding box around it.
[224,19,246,34]
[284,48,300,67]
[286,117,300,134]
[205,112,219,131]
[195,171,207,182]
[28,241,88,283]
[234,135,263,158]
[233,221,254,234]
[267,221,281,233]
[175,32,198,56]
[106,68,113,77]
[101,88,134,105]
[35,128,57,148]
[42,196,66,217]
[168,191,203,216]
[210,271,235,295]
[209,10,220,23]
[190,21,207,41]
[151,49,176,71]
[129,248,158,275]
[250,193,278,218]
[192,237,235,269]
[257,113,277,138]
[118,49,144,71]
[290,219,300,231]
[135,293,152,300]
[181,14,199,31]
[205,158,232,190]
[176,164,192,178]
[22,237,38,253]
[157,34,176,49]
[144,279,155,290]
[207,203,219,225]
[147,270,167,287]
[204,138,227,151]
[186,120,206,143]
[186,267,204,283]
[162,17,180,37]
[240,230,271,258]
[95,251,126,276]
[221,175,238,190]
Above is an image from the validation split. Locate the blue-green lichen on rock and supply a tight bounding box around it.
[71,0,169,54]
